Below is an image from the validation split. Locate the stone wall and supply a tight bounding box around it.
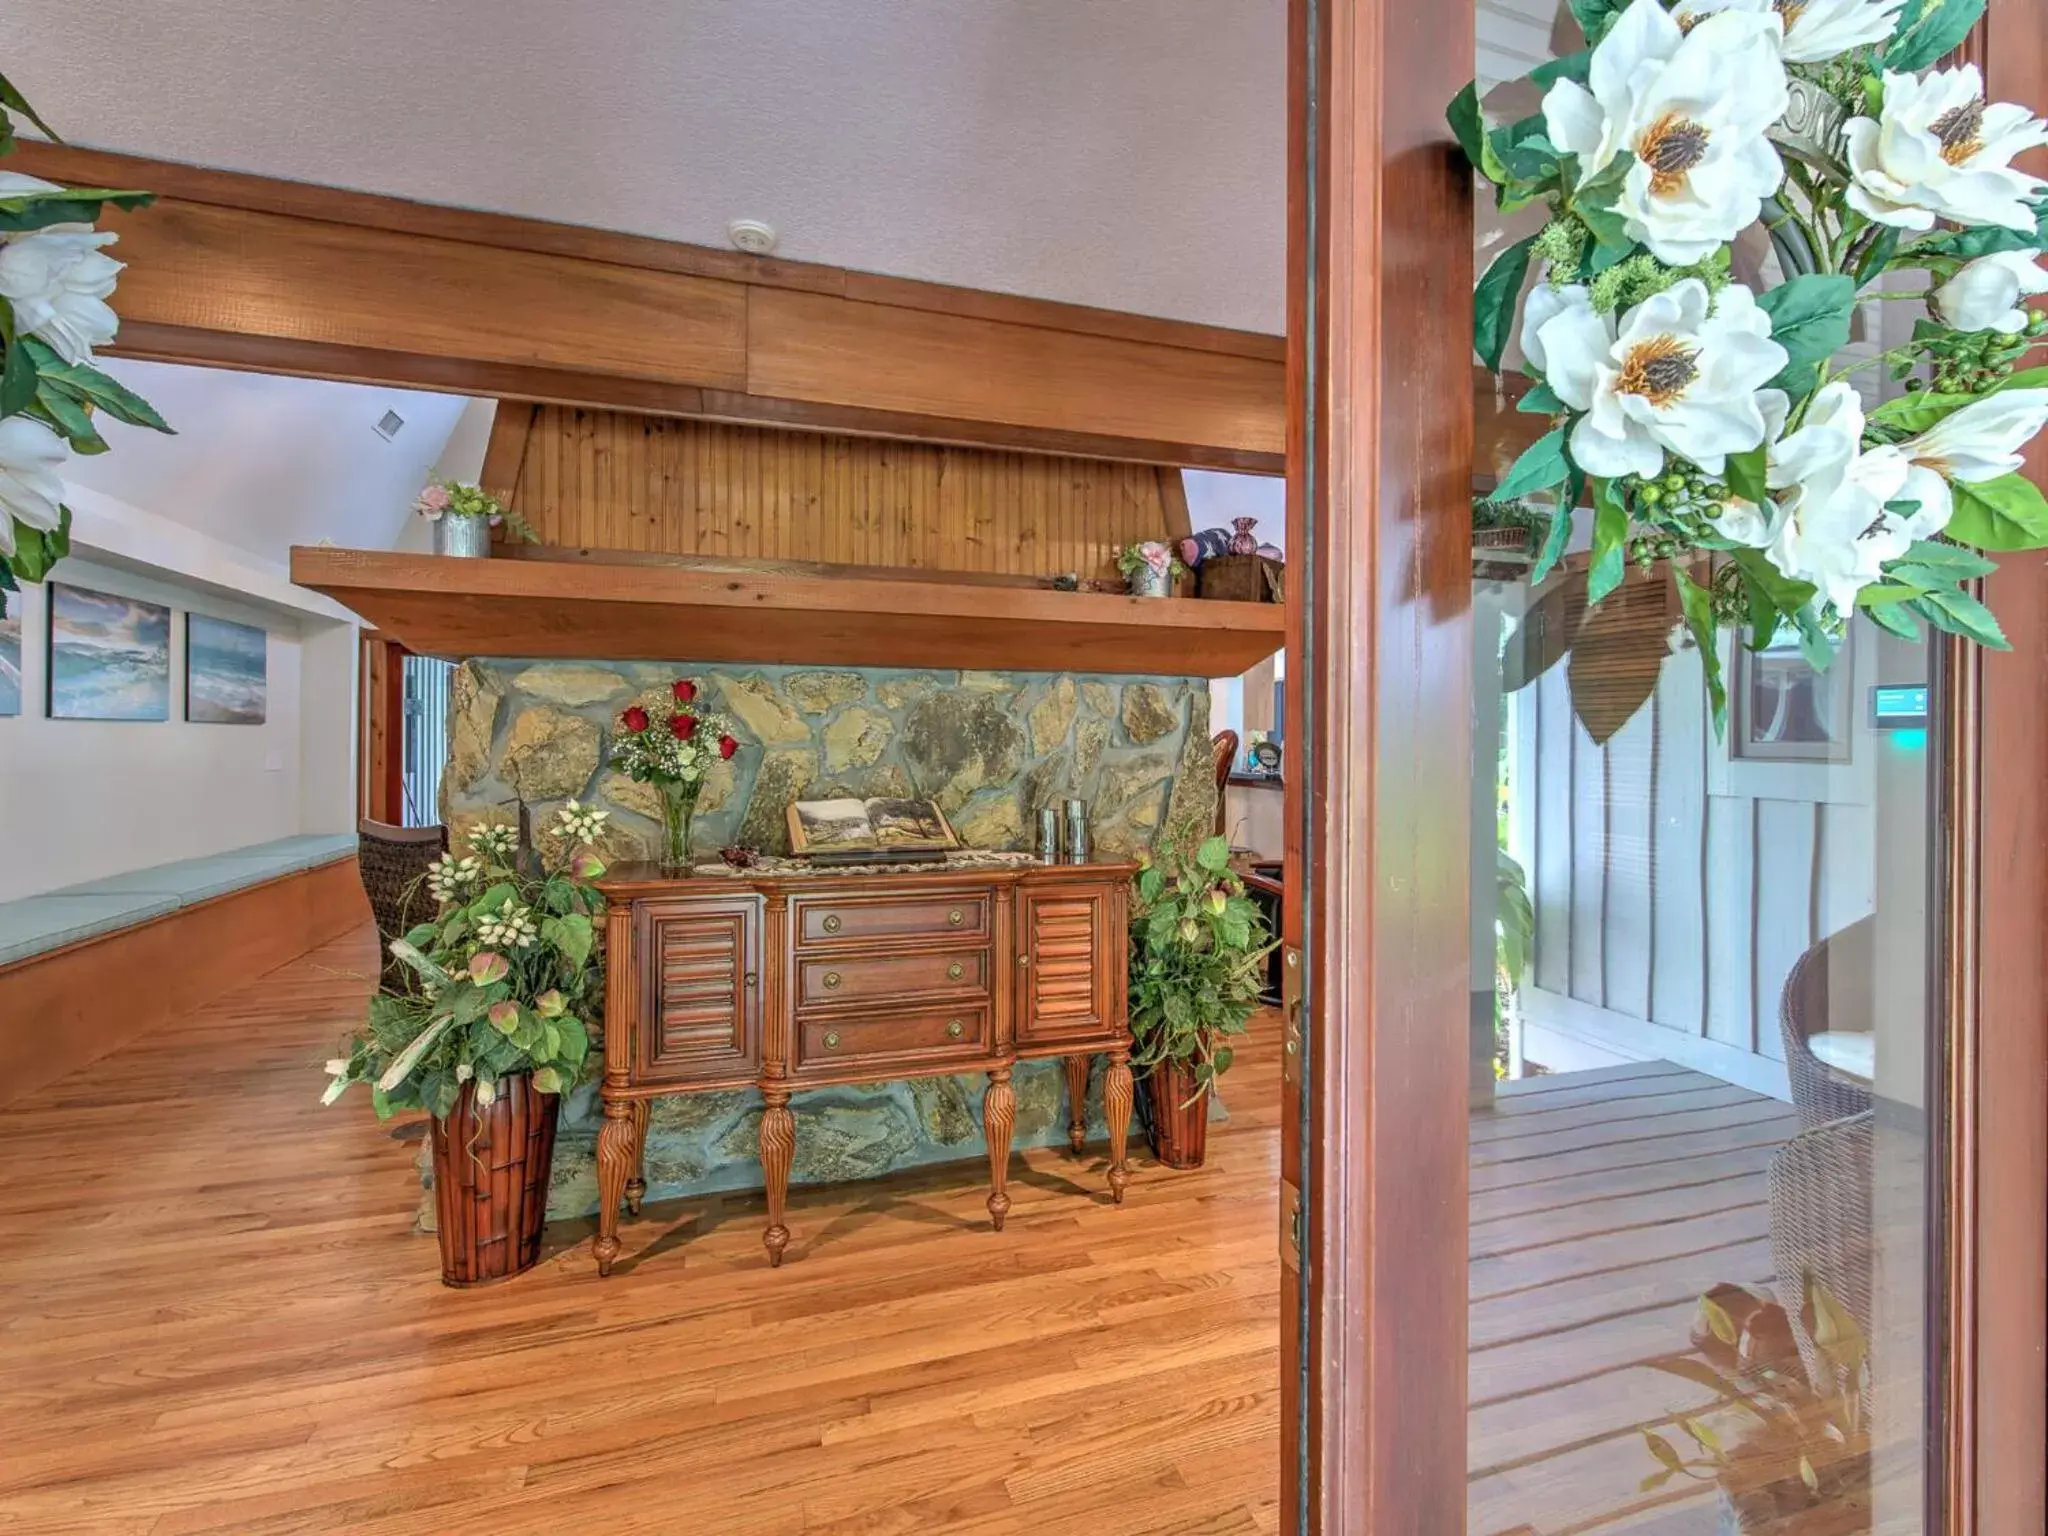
[433,659,1220,1222]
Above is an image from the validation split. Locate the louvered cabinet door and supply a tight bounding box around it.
[1015,883,1119,1046]
[635,895,762,1087]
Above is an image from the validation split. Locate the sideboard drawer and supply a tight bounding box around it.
[794,892,991,947]
[795,1005,993,1076]
[797,948,990,1008]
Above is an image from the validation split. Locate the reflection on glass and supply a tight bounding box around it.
[1467,1,1939,1528]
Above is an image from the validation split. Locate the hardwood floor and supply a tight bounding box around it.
[1469,1062,1798,1536]
[0,929,1801,1534]
[0,929,1284,1536]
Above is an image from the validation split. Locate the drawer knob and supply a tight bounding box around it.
[947,908,965,926]
[946,1019,965,1039]
[821,914,842,934]
[824,1031,841,1050]
[947,962,965,981]
[1018,953,1032,969]
[823,971,842,990]
[744,971,758,988]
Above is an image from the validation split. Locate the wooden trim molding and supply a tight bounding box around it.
[12,143,1287,471]
[0,860,370,1109]
[1956,10,2048,1531]
[1286,0,1476,1528]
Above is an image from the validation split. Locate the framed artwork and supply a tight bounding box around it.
[185,613,267,724]
[0,587,19,717]
[1732,634,1853,764]
[46,582,171,721]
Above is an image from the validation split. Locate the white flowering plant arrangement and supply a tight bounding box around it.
[0,73,171,589]
[412,478,537,542]
[321,806,611,1119]
[1456,0,2048,728]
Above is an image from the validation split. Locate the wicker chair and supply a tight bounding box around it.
[1779,916,1876,1130]
[1767,1110,1874,1393]
[1210,729,1239,839]
[357,820,447,988]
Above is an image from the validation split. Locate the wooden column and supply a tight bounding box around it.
[1283,0,1475,1528]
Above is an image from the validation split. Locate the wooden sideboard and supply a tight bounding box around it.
[591,858,1138,1275]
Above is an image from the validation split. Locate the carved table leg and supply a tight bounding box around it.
[624,1099,650,1217]
[1062,1054,1092,1155]
[1105,1046,1134,1205]
[759,1087,795,1268]
[984,1065,1016,1232]
[594,1093,643,1277]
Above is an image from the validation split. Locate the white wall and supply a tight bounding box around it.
[0,557,316,901]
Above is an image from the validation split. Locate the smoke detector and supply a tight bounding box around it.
[727,219,777,256]
[372,409,405,441]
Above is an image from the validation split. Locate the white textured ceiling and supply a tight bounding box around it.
[5,0,1288,334]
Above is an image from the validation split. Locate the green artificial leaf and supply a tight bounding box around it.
[1912,222,2043,262]
[1854,225,1902,287]
[1196,835,1232,875]
[1489,114,1559,183]
[1673,566,1727,736]
[1474,234,1537,372]
[1587,478,1629,604]
[1529,48,1591,87]
[1757,275,1856,391]
[1137,866,1165,904]
[1897,538,1998,578]
[1530,472,1582,585]
[1946,473,2048,551]
[26,339,174,433]
[1865,597,1923,639]
[0,69,60,141]
[1731,547,1818,624]
[1886,0,1989,73]
[1917,588,2012,647]
[1567,0,1627,44]
[29,389,106,452]
[1517,380,1566,415]
[1447,84,1491,179]
[0,187,154,234]
[0,338,34,417]
[1494,427,1572,502]
[1573,155,1634,249]
[6,502,70,582]
[541,912,594,968]
[1867,389,1974,436]
[1724,445,1769,511]
[1793,606,1837,672]
[532,1066,564,1095]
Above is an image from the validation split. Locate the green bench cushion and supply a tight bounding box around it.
[0,835,358,968]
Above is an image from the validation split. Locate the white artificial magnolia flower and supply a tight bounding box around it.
[1887,389,2048,530]
[1933,251,2048,334]
[1528,277,1789,479]
[1670,0,1905,64]
[0,226,123,365]
[0,413,69,558]
[1542,0,1787,264]
[1845,66,2048,232]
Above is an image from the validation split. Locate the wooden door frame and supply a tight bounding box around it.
[1285,2,2048,1532]
[358,632,405,825]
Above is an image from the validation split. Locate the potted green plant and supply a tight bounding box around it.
[322,804,609,1286]
[413,477,538,559]
[1127,834,1275,1169]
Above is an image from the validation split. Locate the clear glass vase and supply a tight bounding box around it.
[657,779,702,875]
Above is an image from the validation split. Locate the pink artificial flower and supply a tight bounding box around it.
[1142,542,1171,572]
[417,483,453,519]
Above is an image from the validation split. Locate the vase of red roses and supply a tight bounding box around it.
[610,678,742,874]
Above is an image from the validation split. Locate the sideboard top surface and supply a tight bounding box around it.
[596,858,1139,901]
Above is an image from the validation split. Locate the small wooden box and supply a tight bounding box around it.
[1198,554,1283,603]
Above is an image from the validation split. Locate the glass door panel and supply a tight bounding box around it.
[1469,6,1942,1530]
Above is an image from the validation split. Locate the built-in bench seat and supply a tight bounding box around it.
[0,835,358,968]
[0,835,368,1106]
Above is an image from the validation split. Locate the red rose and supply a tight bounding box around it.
[670,712,697,740]
[719,734,738,760]
[673,679,697,704]
[621,705,649,733]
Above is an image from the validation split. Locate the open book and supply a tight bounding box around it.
[786,797,960,858]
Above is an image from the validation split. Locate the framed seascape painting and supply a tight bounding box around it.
[0,588,20,717]
[46,582,171,721]
[185,613,267,725]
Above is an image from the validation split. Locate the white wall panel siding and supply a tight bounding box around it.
[1514,620,1880,1090]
